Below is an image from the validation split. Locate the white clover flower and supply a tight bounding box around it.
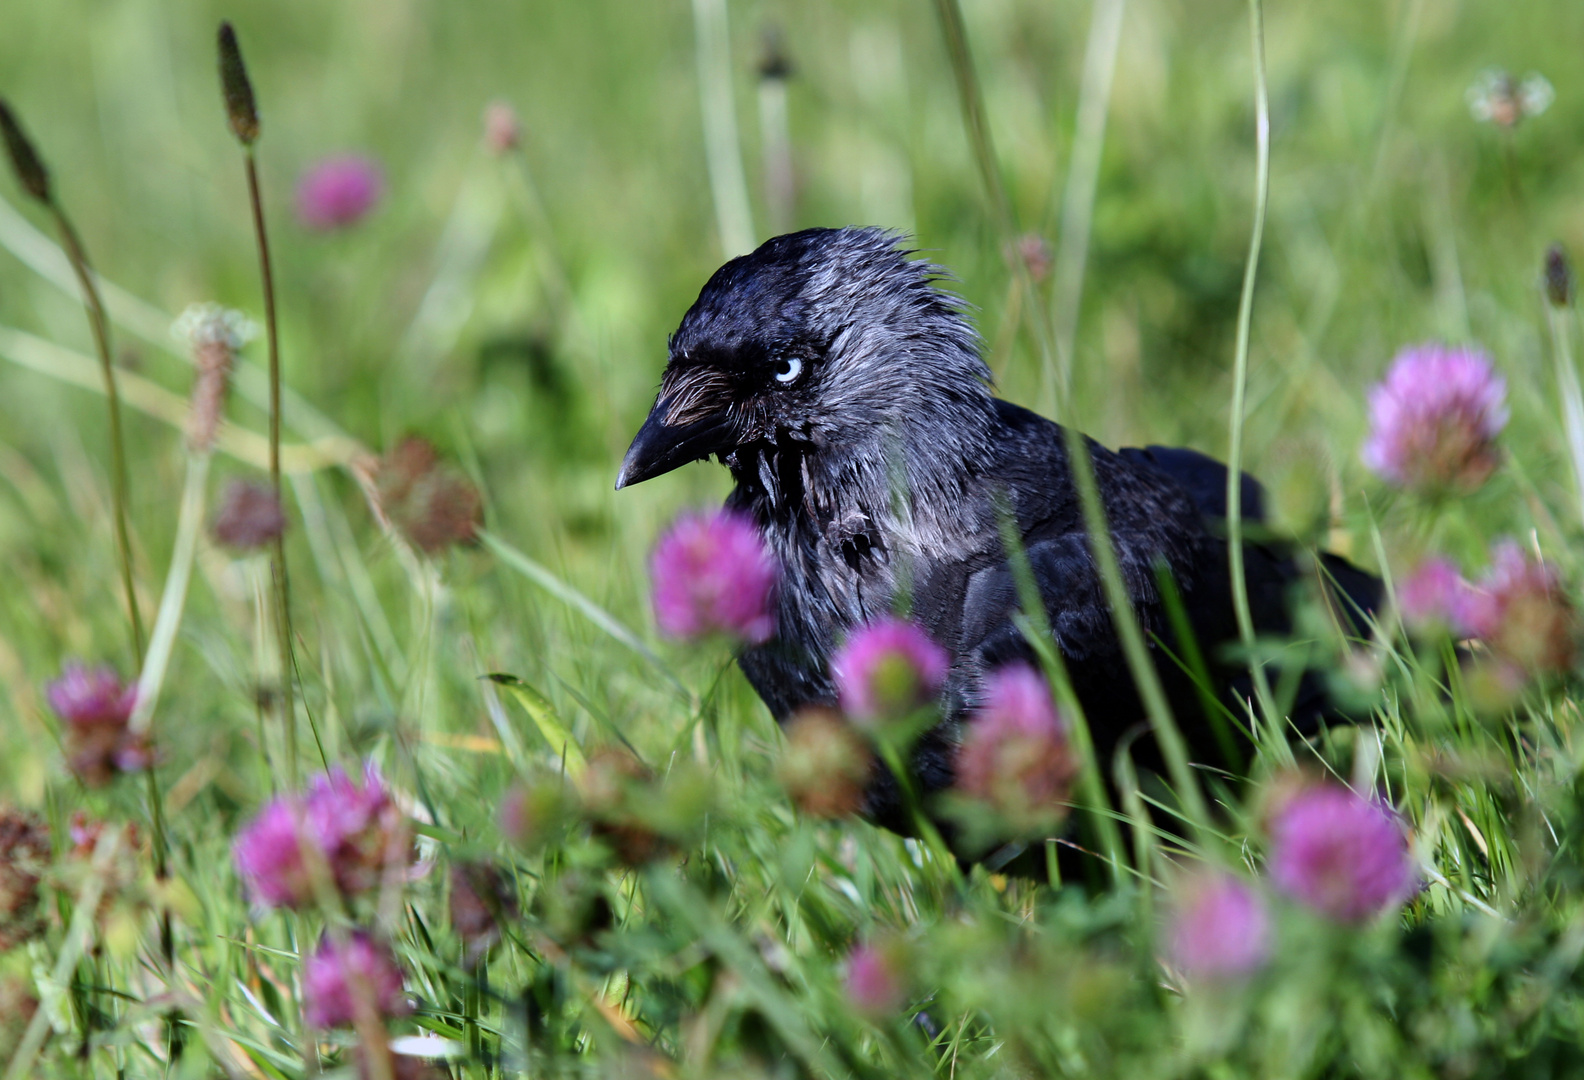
[1467,69,1554,128]
[172,302,260,352]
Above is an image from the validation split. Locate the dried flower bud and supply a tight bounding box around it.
[1008,233,1053,283]
[0,975,40,1055]
[1546,244,1574,309]
[0,809,50,951]
[217,23,260,145]
[450,861,517,967]
[758,27,794,81]
[370,437,483,554]
[1465,541,1576,675]
[777,709,871,818]
[483,101,521,155]
[0,100,51,203]
[212,480,286,551]
[577,749,664,865]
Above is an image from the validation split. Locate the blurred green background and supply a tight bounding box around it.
[0,0,1578,792]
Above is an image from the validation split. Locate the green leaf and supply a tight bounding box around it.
[487,673,588,778]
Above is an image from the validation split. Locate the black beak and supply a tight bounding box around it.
[615,407,737,490]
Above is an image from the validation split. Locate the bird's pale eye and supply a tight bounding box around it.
[773,356,803,384]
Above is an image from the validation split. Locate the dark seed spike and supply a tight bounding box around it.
[217,22,260,146]
[0,100,51,203]
[1546,243,1574,309]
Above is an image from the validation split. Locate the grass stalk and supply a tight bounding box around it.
[242,148,299,786]
[691,0,755,257]
[124,450,210,966]
[0,103,145,663]
[3,825,124,1080]
[480,528,692,702]
[1050,0,1126,406]
[1545,299,1584,532]
[997,508,1128,882]
[1063,427,1211,838]
[50,208,144,664]
[757,67,794,235]
[931,0,1060,415]
[1224,0,1283,742]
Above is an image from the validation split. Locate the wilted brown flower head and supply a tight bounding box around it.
[450,860,517,967]
[483,101,521,155]
[0,809,50,951]
[175,303,256,453]
[1464,541,1576,676]
[369,437,483,554]
[1008,233,1054,283]
[0,974,39,1055]
[777,709,870,818]
[578,749,664,865]
[212,479,287,551]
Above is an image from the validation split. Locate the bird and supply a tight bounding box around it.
[616,227,1380,837]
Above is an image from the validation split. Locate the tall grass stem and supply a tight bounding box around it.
[51,208,143,662]
[1224,0,1282,739]
[1545,305,1584,531]
[998,509,1128,881]
[932,0,1060,415]
[3,825,123,1080]
[757,73,794,234]
[1063,428,1210,837]
[1050,0,1126,407]
[243,149,299,785]
[691,0,755,257]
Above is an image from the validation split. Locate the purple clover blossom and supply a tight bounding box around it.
[843,941,906,1017]
[1165,872,1271,980]
[46,663,149,786]
[295,155,383,231]
[955,664,1077,826]
[650,509,777,644]
[1362,344,1508,493]
[233,763,409,908]
[46,663,136,728]
[1397,558,1478,638]
[831,617,949,723]
[1269,785,1416,921]
[302,932,410,1028]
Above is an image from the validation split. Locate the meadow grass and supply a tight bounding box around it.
[1,0,1583,1076]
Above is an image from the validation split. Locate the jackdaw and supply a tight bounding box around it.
[617,227,1379,834]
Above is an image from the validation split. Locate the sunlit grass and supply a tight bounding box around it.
[0,0,1582,1076]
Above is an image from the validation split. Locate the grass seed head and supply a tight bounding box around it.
[216,23,260,145]
[0,99,51,203]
